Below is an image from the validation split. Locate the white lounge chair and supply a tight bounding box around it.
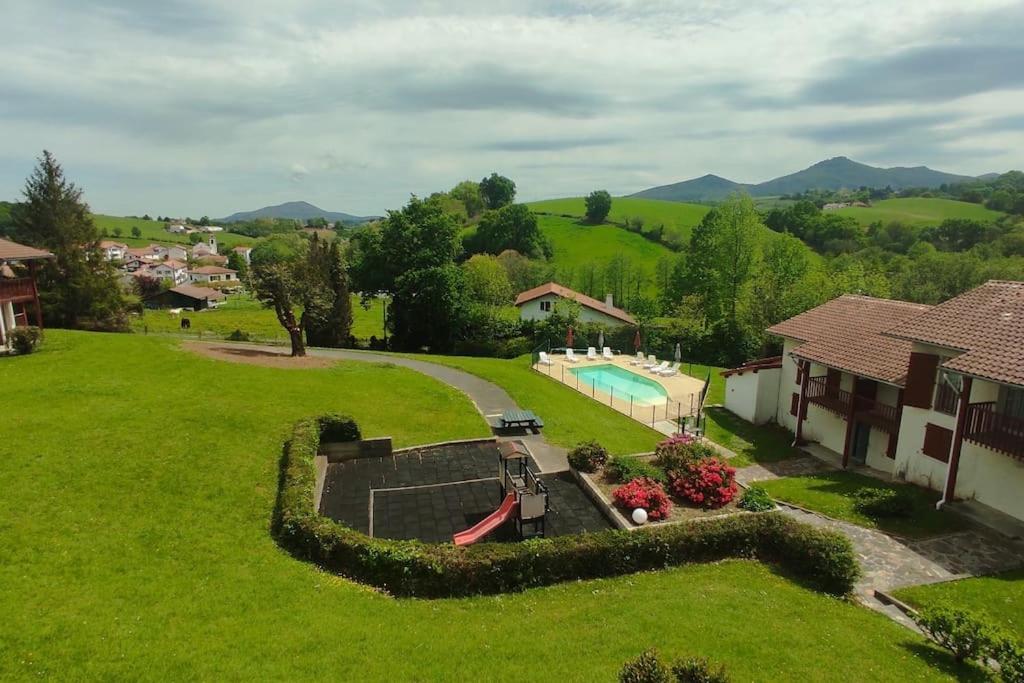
[602,346,614,360]
[629,352,645,366]
[649,361,669,374]
[642,354,658,369]
[657,362,680,377]
[538,351,553,366]
[565,348,580,363]
[586,347,599,361]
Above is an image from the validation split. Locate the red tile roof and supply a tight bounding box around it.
[885,280,1024,387]
[0,238,54,262]
[767,295,933,385]
[190,266,236,275]
[514,282,636,325]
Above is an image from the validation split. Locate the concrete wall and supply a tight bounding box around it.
[0,300,13,351]
[320,437,394,463]
[518,294,627,328]
[724,367,780,424]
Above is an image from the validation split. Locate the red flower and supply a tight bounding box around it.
[612,477,673,521]
[669,457,738,509]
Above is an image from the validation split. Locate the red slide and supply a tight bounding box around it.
[453,494,518,546]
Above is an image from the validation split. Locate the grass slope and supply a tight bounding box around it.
[894,569,1024,639]
[835,198,1005,227]
[529,196,710,243]
[0,332,975,680]
[93,214,253,249]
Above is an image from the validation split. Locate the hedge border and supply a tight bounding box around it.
[272,416,861,598]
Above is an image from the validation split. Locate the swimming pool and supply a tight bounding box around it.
[569,364,669,405]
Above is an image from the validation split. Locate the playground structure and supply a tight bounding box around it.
[453,441,550,546]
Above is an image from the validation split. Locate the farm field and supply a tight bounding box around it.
[528,196,710,244]
[0,331,977,680]
[93,214,255,249]
[834,198,1005,227]
[132,292,385,341]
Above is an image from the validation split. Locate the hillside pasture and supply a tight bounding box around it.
[528,196,709,246]
[834,198,1004,227]
[93,214,254,249]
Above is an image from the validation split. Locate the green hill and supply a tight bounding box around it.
[528,196,710,247]
[833,198,1005,227]
[93,214,254,249]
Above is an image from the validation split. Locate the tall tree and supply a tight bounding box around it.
[461,254,512,306]
[479,173,516,209]
[11,150,127,330]
[450,180,484,217]
[250,234,309,356]
[474,203,545,257]
[303,235,353,347]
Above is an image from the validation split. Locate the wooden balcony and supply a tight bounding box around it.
[966,402,1024,460]
[806,376,900,434]
[0,277,35,303]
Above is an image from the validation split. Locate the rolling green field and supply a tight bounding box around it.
[529,196,710,243]
[0,331,978,680]
[834,198,1005,227]
[132,293,385,341]
[93,214,254,249]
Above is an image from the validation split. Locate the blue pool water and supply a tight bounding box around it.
[570,364,669,405]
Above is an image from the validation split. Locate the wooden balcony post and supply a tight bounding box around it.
[941,376,973,507]
[887,389,904,458]
[794,360,810,446]
[841,376,859,468]
[27,261,43,330]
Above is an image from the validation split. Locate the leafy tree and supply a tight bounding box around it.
[188,232,203,245]
[226,250,249,278]
[919,218,998,252]
[10,150,127,330]
[450,180,484,217]
[250,234,309,356]
[390,265,465,351]
[495,249,549,294]
[749,233,810,332]
[461,254,512,306]
[303,234,353,347]
[479,173,516,209]
[199,215,211,226]
[142,214,152,221]
[131,226,142,238]
[584,190,612,223]
[474,204,546,257]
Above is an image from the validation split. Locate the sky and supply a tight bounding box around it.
[2,0,1023,218]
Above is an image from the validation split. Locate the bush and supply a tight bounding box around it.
[273,416,861,597]
[567,440,609,473]
[672,656,730,683]
[10,326,41,355]
[316,414,361,443]
[620,649,671,683]
[913,606,997,663]
[607,455,668,484]
[852,488,914,518]
[226,328,252,342]
[652,434,697,470]
[992,635,1024,682]
[670,458,738,509]
[738,485,774,512]
[613,477,673,521]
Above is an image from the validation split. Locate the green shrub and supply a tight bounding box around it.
[992,635,1024,682]
[672,656,730,683]
[738,485,774,512]
[620,649,671,683]
[653,436,718,473]
[316,414,361,443]
[226,328,252,342]
[913,606,997,663]
[607,455,667,484]
[273,416,861,598]
[10,326,41,355]
[567,440,609,473]
[852,488,914,518]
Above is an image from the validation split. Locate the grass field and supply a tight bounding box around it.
[834,198,1005,227]
[93,214,254,249]
[0,331,981,680]
[703,407,800,468]
[894,569,1024,640]
[132,293,385,341]
[528,196,710,243]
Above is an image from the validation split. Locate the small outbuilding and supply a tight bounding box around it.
[144,284,226,310]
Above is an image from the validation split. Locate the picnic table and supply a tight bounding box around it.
[500,409,544,432]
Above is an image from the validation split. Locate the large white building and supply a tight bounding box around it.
[723,281,1024,521]
[514,282,636,328]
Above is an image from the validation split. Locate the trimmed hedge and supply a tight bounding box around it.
[273,416,861,598]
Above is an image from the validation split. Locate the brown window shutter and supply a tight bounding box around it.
[922,423,953,462]
[826,368,841,388]
[904,353,939,409]
[790,392,800,416]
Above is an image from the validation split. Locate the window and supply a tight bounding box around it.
[922,423,953,462]
[1000,386,1024,420]
[540,301,552,312]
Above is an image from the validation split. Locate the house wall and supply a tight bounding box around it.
[776,338,802,432]
[724,367,780,424]
[0,300,14,349]
[517,294,627,327]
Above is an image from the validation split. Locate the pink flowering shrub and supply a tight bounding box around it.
[670,458,738,509]
[653,434,717,473]
[612,477,673,521]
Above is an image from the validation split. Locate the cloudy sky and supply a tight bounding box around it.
[2,0,1023,218]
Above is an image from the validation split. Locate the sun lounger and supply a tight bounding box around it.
[565,348,579,363]
[642,354,658,369]
[657,362,680,377]
[587,347,599,360]
[538,351,553,366]
[602,346,614,360]
[649,361,669,374]
[629,352,645,366]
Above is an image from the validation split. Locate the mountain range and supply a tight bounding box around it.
[218,200,375,224]
[630,157,982,202]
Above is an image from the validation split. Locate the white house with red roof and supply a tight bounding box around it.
[514,282,636,327]
[149,259,189,285]
[98,240,129,261]
[189,265,237,283]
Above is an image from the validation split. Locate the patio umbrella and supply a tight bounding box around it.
[597,329,605,350]
[674,342,682,362]
[566,326,574,348]
[633,328,641,351]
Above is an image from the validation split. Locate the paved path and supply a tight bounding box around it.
[199,343,570,471]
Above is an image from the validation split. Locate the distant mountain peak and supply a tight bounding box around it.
[217,201,374,225]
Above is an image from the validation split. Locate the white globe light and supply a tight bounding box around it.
[632,508,648,525]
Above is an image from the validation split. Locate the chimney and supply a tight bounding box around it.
[605,293,614,309]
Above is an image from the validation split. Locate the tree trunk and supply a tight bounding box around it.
[288,326,306,357]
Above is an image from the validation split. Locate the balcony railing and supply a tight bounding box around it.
[0,277,35,303]
[966,402,1024,460]
[806,375,900,434]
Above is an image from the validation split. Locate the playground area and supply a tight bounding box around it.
[318,440,612,544]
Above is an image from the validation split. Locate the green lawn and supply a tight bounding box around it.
[835,198,1005,227]
[528,196,710,243]
[132,293,385,341]
[894,569,1024,640]
[93,214,254,249]
[0,331,984,680]
[760,471,970,539]
[703,406,800,467]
